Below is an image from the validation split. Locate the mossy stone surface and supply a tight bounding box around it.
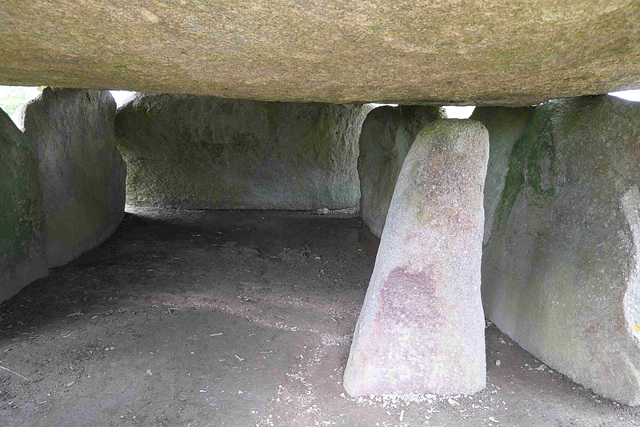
[482,95,640,406]
[116,94,370,210]
[0,107,47,302]
[470,106,535,244]
[14,89,126,267]
[358,106,444,237]
[0,1,639,104]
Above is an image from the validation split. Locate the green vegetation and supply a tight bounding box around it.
[0,111,45,262]
[0,86,39,117]
[495,104,558,227]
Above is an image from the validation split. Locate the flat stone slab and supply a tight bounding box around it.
[358,105,444,237]
[0,107,47,302]
[482,95,640,406]
[344,119,489,396]
[0,1,639,104]
[14,89,126,267]
[116,94,369,210]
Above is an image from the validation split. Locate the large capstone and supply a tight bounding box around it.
[358,106,444,237]
[0,107,47,302]
[14,89,126,268]
[470,107,535,244]
[344,119,489,396]
[0,1,638,105]
[482,95,640,406]
[115,94,369,210]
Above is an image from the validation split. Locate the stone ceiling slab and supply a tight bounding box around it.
[0,1,639,105]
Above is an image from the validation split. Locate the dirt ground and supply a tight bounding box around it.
[1,207,639,426]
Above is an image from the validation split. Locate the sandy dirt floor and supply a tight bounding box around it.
[0,207,639,426]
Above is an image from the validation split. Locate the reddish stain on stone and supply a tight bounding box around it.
[377,267,445,329]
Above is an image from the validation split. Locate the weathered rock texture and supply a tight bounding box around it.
[470,107,536,244]
[482,96,640,406]
[0,107,48,302]
[1,1,639,105]
[358,105,444,237]
[116,94,369,210]
[345,120,489,396]
[14,89,127,268]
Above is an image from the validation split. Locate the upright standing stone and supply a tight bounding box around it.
[483,95,640,406]
[358,106,444,237]
[116,94,370,210]
[14,88,126,267]
[0,107,48,302]
[344,120,489,396]
[470,107,535,244]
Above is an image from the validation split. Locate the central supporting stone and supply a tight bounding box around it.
[344,120,489,397]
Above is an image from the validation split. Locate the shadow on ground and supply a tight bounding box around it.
[0,208,637,426]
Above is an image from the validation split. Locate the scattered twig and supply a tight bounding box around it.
[0,365,29,381]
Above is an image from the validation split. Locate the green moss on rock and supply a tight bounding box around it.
[0,107,48,302]
[495,105,559,228]
[483,95,640,406]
